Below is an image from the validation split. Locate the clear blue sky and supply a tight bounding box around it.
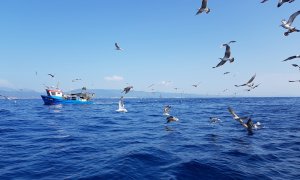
[0,0,299,96]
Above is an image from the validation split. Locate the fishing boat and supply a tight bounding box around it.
[41,87,94,105]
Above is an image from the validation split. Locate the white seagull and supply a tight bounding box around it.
[163,105,171,116]
[281,10,300,36]
[228,107,249,128]
[213,41,236,68]
[196,0,210,15]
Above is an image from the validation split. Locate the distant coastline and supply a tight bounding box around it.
[0,88,204,99]
[1,88,299,99]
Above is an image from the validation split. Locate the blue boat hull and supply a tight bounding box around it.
[41,95,92,105]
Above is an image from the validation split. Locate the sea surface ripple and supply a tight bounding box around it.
[0,98,299,179]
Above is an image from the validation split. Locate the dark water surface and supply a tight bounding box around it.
[0,98,299,179]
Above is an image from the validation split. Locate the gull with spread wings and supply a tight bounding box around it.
[281,10,300,36]
[228,107,249,128]
[261,0,295,8]
[282,55,300,62]
[196,0,210,15]
[235,74,256,87]
[213,41,236,68]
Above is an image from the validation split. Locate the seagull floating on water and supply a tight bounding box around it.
[163,105,171,116]
[166,116,179,123]
[213,41,236,68]
[235,74,256,87]
[196,0,210,15]
[281,10,300,36]
[209,117,221,124]
[278,0,295,7]
[282,55,300,62]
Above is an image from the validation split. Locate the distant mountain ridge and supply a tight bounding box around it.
[0,88,203,99]
[86,89,203,98]
[0,88,41,99]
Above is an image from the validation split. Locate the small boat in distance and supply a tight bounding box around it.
[41,87,94,105]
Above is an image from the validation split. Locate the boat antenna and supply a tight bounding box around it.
[43,84,50,89]
[56,81,60,89]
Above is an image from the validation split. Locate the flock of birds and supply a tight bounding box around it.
[1,1,299,134]
[118,85,261,134]
[111,0,299,134]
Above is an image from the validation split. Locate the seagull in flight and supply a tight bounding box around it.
[289,80,300,82]
[147,84,155,88]
[292,64,300,70]
[223,89,229,92]
[48,74,55,78]
[281,10,300,36]
[213,41,236,68]
[282,55,300,62]
[224,72,230,75]
[192,83,201,87]
[261,0,295,7]
[278,0,295,7]
[196,0,210,15]
[72,78,82,82]
[228,107,249,128]
[246,83,261,91]
[115,43,123,50]
[235,74,256,87]
[122,86,133,94]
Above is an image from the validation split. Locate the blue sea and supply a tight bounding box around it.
[0,98,299,179]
